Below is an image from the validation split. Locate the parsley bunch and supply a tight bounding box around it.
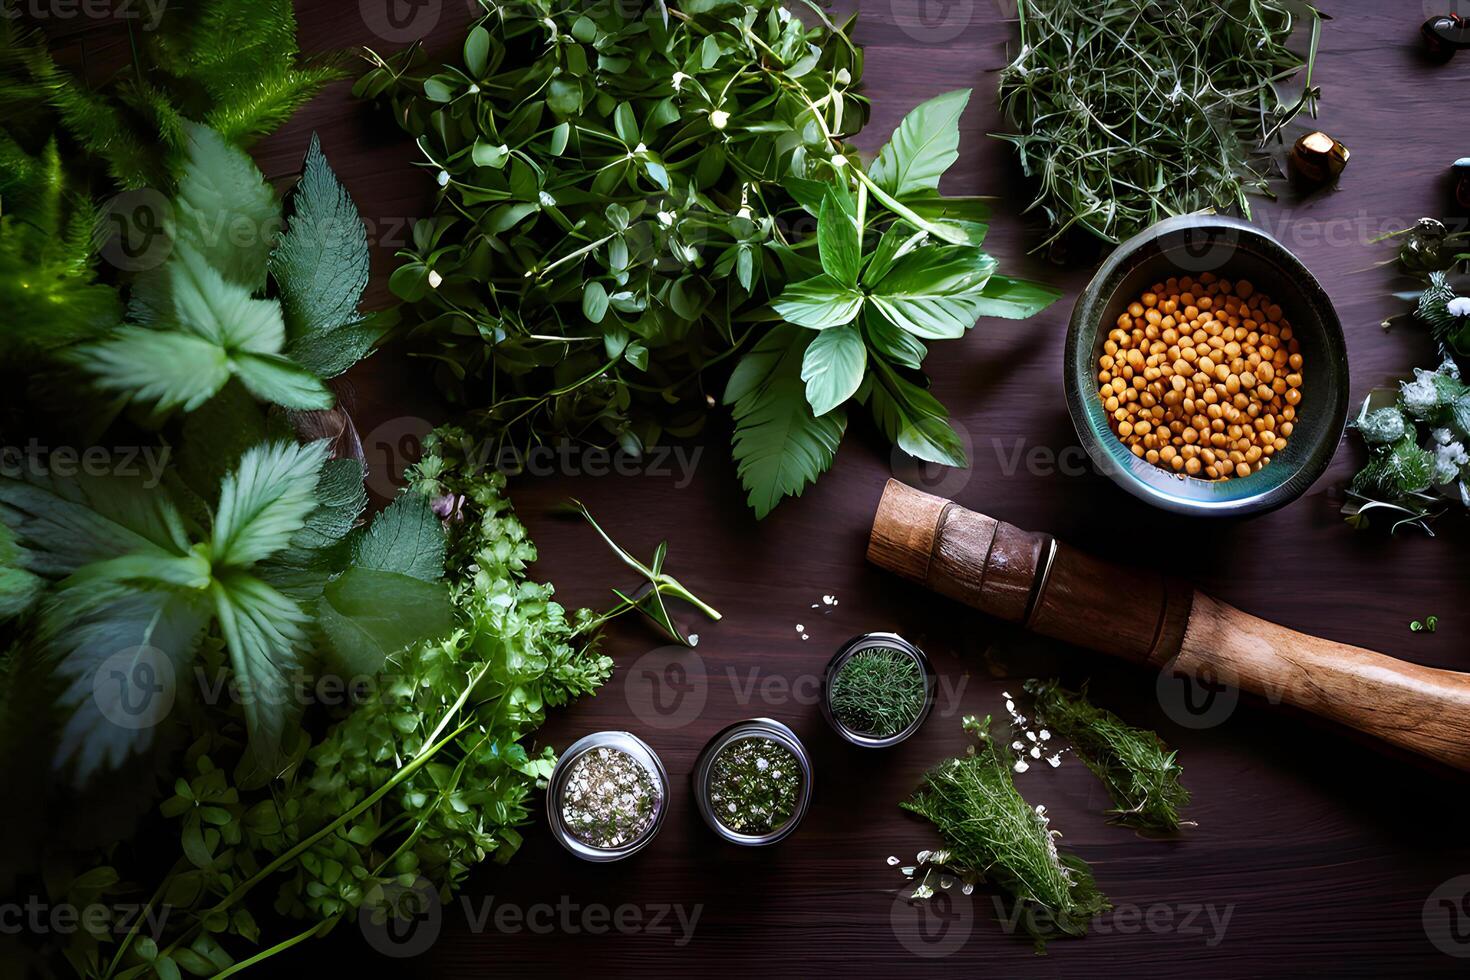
[360,0,1059,517]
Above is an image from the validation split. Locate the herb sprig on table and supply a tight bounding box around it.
[902,715,1110,951]
[359,0,1058,517]
[998,0,1324,254]
[1025,679,1192,833]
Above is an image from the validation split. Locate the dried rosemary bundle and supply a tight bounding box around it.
[998,0,1324,252]
[1025,679,1192,833]
[902,716,1109,950]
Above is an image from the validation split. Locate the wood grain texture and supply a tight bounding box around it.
[56,0,1470,975]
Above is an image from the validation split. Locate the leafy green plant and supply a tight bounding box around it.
[359,1,1057,517]
[1024,679,1191,833]
[902,715,1109,951]
[998,0,1324,253]
[46,428,717,979]
[1344,220,1470,533]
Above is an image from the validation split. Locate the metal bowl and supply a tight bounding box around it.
[546,731,669,862]
[692,718,812,846]
[1065,215,1349,517]
[821,632,936,748]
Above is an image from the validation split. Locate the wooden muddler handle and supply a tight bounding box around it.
[868,479,1470,771]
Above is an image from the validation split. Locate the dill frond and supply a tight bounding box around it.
[1025,679,1193,833]
[828,647,925,737]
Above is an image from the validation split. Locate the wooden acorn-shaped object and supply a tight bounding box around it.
[867,480,1470,771]
[1289,131,1350,186]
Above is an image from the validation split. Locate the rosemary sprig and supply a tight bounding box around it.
[901,715,1110,951]
[1025,679,1193,833]
[998,0,1324,253]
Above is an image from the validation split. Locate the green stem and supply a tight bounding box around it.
[212,921,326,979]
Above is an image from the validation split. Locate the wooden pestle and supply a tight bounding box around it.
[867,479,1470,771]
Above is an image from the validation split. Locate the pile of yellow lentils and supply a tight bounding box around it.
[1096,272,1304,481]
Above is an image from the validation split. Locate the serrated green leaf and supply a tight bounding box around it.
[800,323,866,417]
[212,572,308,777]
[69,326,232,413]
[726,326,846,518]
[174,123,281,291]
[317,567,452,676]
[869,89,971,199]
[212,441,330,568]
[231,352,333,410]
[351,495,446,582]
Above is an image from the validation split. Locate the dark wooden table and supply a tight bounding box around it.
[248,1,1470,976]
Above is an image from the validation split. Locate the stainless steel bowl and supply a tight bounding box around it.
[821,632,936,748]
[692,718,812,846]
[546,731,669,862]
[1065,215,1350,517]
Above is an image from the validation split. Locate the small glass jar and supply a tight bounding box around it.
[693,718,812,846]
[546,731,669,862]
[821,632,936,748]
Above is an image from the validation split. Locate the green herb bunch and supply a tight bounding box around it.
[0,0,341,368]
[359,0,1059,517]
[1024,679,1192,833]
[1344,220,1470,533]
[901,715,1109,951]
[42,428,716,979]
[828,647,925,737]
[998,0,1324,253]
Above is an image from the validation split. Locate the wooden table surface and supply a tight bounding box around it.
[156,0,1470,975]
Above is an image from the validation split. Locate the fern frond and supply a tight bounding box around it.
[204,64,345,146]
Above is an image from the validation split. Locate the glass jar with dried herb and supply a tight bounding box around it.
[547,732,669,862]
[693,719,812,846]
[822,633,936,747]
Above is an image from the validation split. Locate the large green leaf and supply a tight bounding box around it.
[868,89,972,199]
[725,326,847,518]
[316,566,453,677]
[212,572,307,778]
[69,326,232,413]
[817,190,861,287]
[50,586,212,783]
[231,352,333,410]
[871,365,968,468]
[211,441,330,568]
[968,274,1063,320]
[869,247,998,340]
[173,122,281,290]
[800,323,866,417]
[772,273,864,330]
[0,521,42,620]
[271,134,376,378]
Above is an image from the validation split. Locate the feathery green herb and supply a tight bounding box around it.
[902,715,1109,951]
[358,1,1058,518]
[1025,679,1192,833]
[998,0,1324,254]
[829,647,925,737]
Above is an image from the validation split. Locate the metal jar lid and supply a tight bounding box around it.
[546,731,669,862]
[821,632,936,748]
[692,718,812,846]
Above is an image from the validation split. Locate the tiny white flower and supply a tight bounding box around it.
[830,154,847,169]
[672,71,689,92]
[427,269,443,289]
[1447,296,1470,317]
[436,170,450,187]
[657,211,675,227]
[709,110,730,130]
[1013,759,1029,773]
[736,206,753,220]
[836,68,851,85]
[467,83,481,95]
[634,142,648,155]
[539,191,557,208]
